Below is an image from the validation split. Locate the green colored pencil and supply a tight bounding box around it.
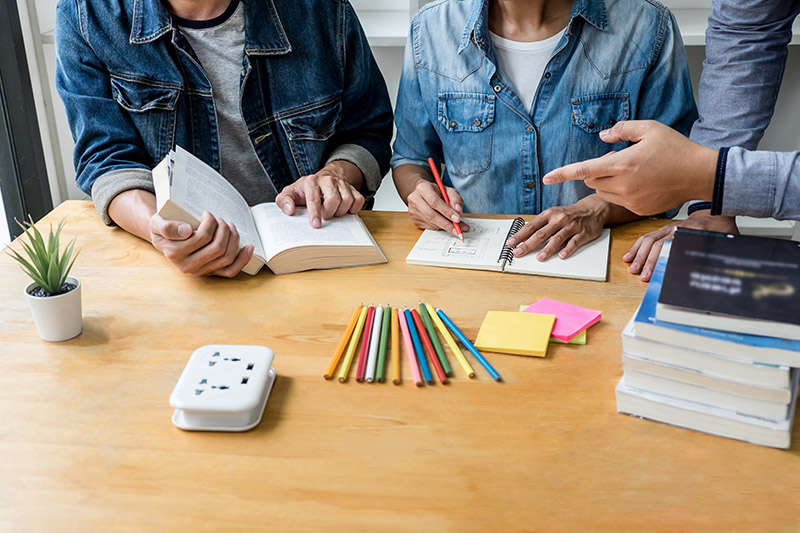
[418,302,452,376]
[376,305,391,382]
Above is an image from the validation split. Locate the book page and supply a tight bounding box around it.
[405,217,511,271]
[505,228,610,281]
[251,203,376,260]
[170,146,263,256]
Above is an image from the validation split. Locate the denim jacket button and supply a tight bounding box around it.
[493,85,501,93]
[474,118,482,126]
[587,122,596,129]
[526,182,535,189]
[449,120,457,128]
[527,125,534,133]
[544,72,551,79]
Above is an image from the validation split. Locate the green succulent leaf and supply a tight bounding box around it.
[8,215,79,296]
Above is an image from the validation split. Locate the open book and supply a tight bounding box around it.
[153,146,386,275]
[406,217,610,281]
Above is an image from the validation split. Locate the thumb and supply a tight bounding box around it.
[151,214,192,240]
[598,119,651,144]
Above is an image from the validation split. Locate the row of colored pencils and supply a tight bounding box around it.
[324,303,501,385]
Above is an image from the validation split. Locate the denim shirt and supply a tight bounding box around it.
[391,0,698,215]
[55,0,393,221]
[691,0,800,220]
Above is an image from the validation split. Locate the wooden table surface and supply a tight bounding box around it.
[1,201,798,531]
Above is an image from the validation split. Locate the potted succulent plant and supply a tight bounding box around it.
[7,216,82,341]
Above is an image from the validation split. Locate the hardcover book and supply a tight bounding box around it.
[656,229,800,340]
[153,146,387,275]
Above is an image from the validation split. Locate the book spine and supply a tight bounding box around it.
[497,217,526,266]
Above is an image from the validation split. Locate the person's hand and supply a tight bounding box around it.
[505,195,610,261]
[149,211,254,277]
[542,120,719,215]
[406,180,470,236]
[276,161,365,228]
[625,211,738,281]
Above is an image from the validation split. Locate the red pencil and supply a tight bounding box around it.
[355,305,375,382]
[410,308,448,384]
[427,157,464,242]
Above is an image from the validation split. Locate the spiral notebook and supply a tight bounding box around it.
[406,217,610,282]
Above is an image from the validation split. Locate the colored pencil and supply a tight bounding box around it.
[427,157,464,242]
[398,306,423,387]
[366,305,383,383]
[411,308,448,384]
[324,304,362,379]
[436,307,502,382]
[405,308,434,385]
[391,307,400,385]
[355,305,376,382]
[376,305,391,383]
[418,302,452,376]
[425,302,475,378]
[337,306,369,382]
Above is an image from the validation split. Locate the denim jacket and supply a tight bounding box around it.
[55,0,393,221]
[391,0,698,214]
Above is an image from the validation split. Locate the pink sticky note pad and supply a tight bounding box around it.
[523,298,601,342]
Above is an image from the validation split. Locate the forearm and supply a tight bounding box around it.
[393,163,434,204]
[107,189,158,242]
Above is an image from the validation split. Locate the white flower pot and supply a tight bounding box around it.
[24,276,83,342]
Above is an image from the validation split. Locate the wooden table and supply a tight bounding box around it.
[1,201,798,531]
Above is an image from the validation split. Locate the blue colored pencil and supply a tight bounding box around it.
[405,308,434,385]
[435,307,502,382]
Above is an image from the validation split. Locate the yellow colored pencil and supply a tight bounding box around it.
[337,306,369,383]
[324,304,363,379]
[425,302,475,378]
[391,307,400,385]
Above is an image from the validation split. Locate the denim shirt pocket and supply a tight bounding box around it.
[569,93,630,163]
[437,92,495,176]
[279,96,342,176]
[110,74,179,158]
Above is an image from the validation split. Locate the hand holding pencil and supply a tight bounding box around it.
[399,159,469,239]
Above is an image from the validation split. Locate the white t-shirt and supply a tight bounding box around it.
[489,28,566,115]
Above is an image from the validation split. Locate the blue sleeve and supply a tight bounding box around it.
[719,148,800,220]
[390,18,444,171]
[635,10,698,135]
[54,0,152,196]
[690,0,800,149]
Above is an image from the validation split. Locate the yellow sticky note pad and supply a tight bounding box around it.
[474,311,555,357]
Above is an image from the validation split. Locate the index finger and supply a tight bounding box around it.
[541,154,617,185]
[302,178,323,228]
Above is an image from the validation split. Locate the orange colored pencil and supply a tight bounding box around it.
[324,304,362,379]
[427,157,464,242]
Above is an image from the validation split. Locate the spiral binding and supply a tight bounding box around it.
[497,217,526,265]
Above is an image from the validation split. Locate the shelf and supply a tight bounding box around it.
[358,9,409,47]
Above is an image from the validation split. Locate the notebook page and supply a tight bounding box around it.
[405,217,512,271]
[505,228,611,281]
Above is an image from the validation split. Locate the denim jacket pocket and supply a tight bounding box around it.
[569,92,630,162]
[110,74,179,158]
[279,96,342,174]
[437,92,495,175]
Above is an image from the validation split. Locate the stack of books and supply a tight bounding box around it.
[616,229,800,449]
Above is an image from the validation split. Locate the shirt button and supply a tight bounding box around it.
[474,118,482,126]
[449,120,457,128]
[526,183,535,189]
[587,122,596,129]
[527,125,534,133]
[544,72,551,79]
[493,85,501,93]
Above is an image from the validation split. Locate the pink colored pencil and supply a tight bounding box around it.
[398,306,423,387]
[355,305,375,382]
